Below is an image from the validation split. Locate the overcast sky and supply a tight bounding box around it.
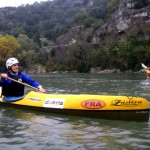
[0,0,50,8]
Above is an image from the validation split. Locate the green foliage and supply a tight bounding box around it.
[0,0,113,40]
[66,44,92,72]
[92,20,104,32]
[0,0,149,73]
[16,50,38,69]
[134,0,150,9]
[107,0,120,12]
[16,34,37,51]
[45,56,55,72]
[44,38,150,73]
[55,62,68,71]
[75,11,87,25]
[14,34,38,70]
[0,34,20,62]
[40,37,49,47]
[104,37,150,71]
[83,18,95,28]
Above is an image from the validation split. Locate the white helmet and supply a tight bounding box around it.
[6,58,19,69]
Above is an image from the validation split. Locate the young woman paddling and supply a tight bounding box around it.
[0,57,46,97]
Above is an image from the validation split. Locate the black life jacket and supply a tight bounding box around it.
[2,72,24,96]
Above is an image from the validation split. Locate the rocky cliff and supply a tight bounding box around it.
[54,0,150,47]
[92,0,150,45]
[55,26,92,45]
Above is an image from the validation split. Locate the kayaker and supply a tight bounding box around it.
[146,74,150,82]
[144,68,150,82]
[0,57,46,96]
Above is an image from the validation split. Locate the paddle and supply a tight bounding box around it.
[141,63,148,69]
[141,63,150,75]
[6,76,38,91]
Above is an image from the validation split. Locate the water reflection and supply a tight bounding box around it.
[0,106,150,149]
[0,73,150,149]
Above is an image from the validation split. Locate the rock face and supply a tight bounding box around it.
[55,26,92,45]
[92,0,150,45]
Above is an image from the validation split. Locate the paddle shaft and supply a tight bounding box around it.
[6,76,38,90]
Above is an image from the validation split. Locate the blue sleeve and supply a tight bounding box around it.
[0,75,12,86]
[21,72,40,88]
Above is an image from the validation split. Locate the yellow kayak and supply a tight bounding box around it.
[0,91,149,122]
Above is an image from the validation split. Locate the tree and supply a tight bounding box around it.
[134,0,149,9]
[15,34,38,70]
[107,0,119,12]
[0,34,20,62]
[16,34,37,51]
[40,37,49,47]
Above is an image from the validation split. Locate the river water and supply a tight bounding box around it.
[0,73,150,150]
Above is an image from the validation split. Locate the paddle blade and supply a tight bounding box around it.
[141,63,148,69]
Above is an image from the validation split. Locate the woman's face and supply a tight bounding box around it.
[11,63,19,73]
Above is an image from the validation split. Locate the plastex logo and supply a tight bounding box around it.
[81,99,106,109]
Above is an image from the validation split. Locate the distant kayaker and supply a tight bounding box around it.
[0,57,46,96]
[144,68,150,82]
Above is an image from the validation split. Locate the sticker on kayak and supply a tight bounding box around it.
[43,98,65,108]
[27,98,41,102]
[81,99,106,109]
[111,99,142,107]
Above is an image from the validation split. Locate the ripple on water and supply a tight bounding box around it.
[0,73,150,149]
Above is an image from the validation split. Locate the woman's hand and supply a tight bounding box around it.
[38,88,46,93]
[37,85,46,93]
[1,73,8,79]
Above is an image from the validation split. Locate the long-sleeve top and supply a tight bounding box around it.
[0,72,40,96]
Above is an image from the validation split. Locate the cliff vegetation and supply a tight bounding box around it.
[0,0,150,73]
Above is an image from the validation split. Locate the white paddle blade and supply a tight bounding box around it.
[141,63,148,69]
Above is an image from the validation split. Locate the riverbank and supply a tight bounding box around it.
[25,65,144,74]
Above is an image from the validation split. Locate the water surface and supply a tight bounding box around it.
[0,73,150,149]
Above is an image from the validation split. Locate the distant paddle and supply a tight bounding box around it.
[141,63,148,69]
[141,63,150,75]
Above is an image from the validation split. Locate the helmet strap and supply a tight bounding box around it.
[8,67,18,75]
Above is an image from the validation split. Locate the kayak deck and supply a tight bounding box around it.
[0,91,149,122]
